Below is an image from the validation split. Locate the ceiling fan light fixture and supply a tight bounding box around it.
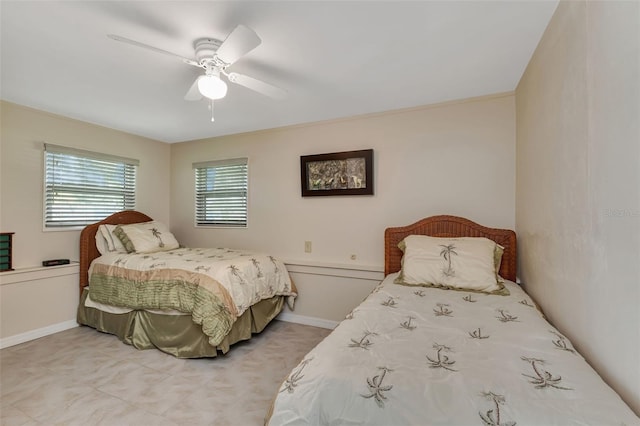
[198,74,227,100]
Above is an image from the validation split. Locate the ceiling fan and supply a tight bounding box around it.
[108,25,286,121]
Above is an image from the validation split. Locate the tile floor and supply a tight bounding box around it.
[0,320,330,426]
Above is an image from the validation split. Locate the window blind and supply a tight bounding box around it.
[194,158,248,227]
[44,144,138,228]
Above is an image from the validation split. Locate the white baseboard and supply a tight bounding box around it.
[0,320,78,349]
[277,312,338,330]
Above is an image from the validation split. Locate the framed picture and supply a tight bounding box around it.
[300,149,373,197]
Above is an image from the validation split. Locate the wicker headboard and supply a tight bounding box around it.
[384,215,517,282]
[79,210,152,294]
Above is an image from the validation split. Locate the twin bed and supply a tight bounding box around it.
[77,212,638,424]
[266,216,639,425]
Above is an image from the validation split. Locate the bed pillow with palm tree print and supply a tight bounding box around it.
[113,221,180,254]
[394,235,509,295]
[397,237,505,277]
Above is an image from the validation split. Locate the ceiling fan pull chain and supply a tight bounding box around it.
[210,100,215,122]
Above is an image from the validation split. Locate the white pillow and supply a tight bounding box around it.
[95,229,111,255]
[98,224,127,253]
[113,221,180,254]
[394,235,509,295]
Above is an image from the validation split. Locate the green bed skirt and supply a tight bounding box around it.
[77,288,285,358]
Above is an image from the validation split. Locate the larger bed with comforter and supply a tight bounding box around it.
[266,215,639,425]
[77,210,296,358]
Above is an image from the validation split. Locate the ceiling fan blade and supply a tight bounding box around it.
[107,34,200,67]
[226,72,287,99]
[214,25,261,65]
[184,76,203,101]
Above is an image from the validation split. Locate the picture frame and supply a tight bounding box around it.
[300,149,373,197]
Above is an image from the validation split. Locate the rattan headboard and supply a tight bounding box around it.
[79,210,152,294]
[384,215,517,282]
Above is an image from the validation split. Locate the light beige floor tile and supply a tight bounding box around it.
[95,363,171,402]
[0,366,48,396]
[129,371,224,415]
[0,320,330,426]
[93,402,179,426]
[1,367,71,406]
[123,346,193,375]
[11,381,94,423]
[45,388,176,426]
[0,402,39,426]
[159,390,234,425]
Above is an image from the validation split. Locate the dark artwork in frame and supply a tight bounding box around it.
[300,149,373,197]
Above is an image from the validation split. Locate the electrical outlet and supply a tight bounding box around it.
[304,241,312,253]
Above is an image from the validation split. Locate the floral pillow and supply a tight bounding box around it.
[112,221,180,254]
[394,235,509,295]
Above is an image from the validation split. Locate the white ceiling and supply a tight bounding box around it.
[1,1,558,143]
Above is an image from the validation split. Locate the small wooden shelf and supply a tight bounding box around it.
[0,232,14,272]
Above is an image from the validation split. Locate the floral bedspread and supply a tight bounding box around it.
[267,273,638,425]
[88,247,296,346]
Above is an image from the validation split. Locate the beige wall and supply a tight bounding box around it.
[171,94,516,320]
[0,101,170,342]
[516,0,639,414]
[0,101,171,268]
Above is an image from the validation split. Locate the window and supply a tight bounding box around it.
[44,144,138,228]
[194,158,248,227]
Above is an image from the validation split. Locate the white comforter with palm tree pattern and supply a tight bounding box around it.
[267,273,639,425]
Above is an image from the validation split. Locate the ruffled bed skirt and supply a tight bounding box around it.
[77,288,285,358]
